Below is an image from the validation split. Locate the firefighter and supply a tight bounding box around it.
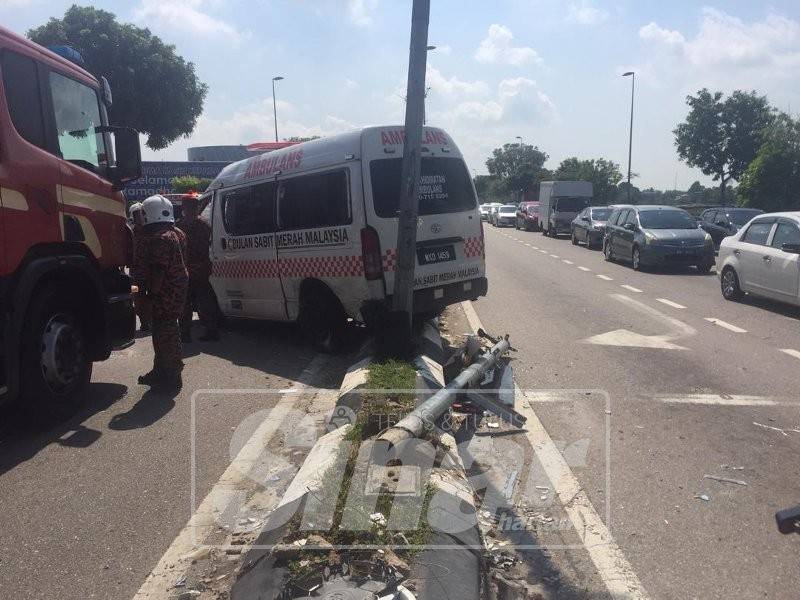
[137,195,189,390]
[178,193,220,342]
[129,202,152,332]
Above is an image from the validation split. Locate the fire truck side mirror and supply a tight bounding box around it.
[105,127,142,191]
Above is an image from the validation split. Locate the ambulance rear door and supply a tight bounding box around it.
[362,127,485,301]
[209,180,285,320]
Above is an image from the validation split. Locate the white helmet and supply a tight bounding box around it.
[129,202,144,225]
[141,194,175,225]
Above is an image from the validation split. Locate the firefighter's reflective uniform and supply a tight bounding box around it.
[137,195,189,389]
[179,214,220,341]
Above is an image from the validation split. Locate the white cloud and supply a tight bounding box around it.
[430,74,557,126]
[134,0,245,41]
[344,78,359,89]
[639,22,685,45]
[566,1,608,26]
[475,24,542,67]
[639,9,800,72]
[347,0,378,27]
[450,101,504,122]
[426,65,490,99]
[435,44,453,55]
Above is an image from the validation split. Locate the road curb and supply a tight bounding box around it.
[231,320,482,600]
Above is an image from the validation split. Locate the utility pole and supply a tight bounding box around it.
[392,0,430,339]
[622,71,635,203]
[272,76,284,143]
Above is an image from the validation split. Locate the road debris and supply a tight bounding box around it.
[704,474,748,486]
[370,512,388,527]
[694,494,711,502]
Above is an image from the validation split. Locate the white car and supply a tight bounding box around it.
[718,212,800,306]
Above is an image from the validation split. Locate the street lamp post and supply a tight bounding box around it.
[622,71,635,203]
[272,76,284,143]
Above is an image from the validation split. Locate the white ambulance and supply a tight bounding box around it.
[204,126,487,349]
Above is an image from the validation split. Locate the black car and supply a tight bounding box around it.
[603,205,716,272]
[698,207,764,248]
[571,206,612,249]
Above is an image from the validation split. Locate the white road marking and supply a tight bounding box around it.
[539,249,548,254]
[780,349,800,361]
[562,259,574,265]
[582,294,696,350]
[596,274,613,281]
[524,243,531,246]
[583,329,688,350]
[530,245,539,250]
[577,266,591,272]
[704,318,747,333]
[132,355,329,599]
[656,298,686,309]
[461,301,648,599]
[656,394,777,406]
[620,284,643,293]
[549,254,559,258]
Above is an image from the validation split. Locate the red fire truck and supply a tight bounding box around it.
[0,26,142,422]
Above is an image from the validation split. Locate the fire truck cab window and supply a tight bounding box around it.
[278,170,351,230]
[2,51,46,149]
[222,182,276,236]
[49,70,107,171]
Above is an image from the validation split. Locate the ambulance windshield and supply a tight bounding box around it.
[370,157,477,218]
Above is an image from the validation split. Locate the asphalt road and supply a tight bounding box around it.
[469,223,800,599]
[0,320,351,600]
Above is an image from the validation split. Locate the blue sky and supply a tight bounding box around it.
[4,0,800,189]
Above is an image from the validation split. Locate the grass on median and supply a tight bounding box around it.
[277,357,438,584]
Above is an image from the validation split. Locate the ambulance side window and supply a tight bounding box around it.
[278,170,351,230]
[222,181,276,236]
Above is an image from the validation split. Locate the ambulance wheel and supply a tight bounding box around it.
[19,283,92,425]
[299,281,346,353]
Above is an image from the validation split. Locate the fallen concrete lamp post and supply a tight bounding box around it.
[377,335,525,448]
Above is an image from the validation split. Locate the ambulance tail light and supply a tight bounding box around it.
[361,227,383,281]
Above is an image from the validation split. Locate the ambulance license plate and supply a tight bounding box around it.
[417,245,455,265]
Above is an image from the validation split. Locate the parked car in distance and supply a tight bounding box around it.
[571,206,612,249]
[718,212,800,306]
[479,204,490,221]
[538,181,593,237]
[495,204,518,227]
[603,205,715,272]
[516,201,540,231]
[699,207,764,248]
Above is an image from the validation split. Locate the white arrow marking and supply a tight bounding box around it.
[582,294,696,350]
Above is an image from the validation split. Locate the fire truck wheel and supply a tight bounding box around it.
[298,282,346,353]
[20,284,92,424]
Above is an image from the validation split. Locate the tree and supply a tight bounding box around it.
[738,113,800,212]
[553,157,622,204]
[688,180,704,194]
[674,88,773,201]
[485,142,549,198]
[170,175,212,193]
[28,5,207,150]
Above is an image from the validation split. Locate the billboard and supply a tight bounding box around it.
[123,161,230,202]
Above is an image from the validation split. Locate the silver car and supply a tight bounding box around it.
[718,212,800,306]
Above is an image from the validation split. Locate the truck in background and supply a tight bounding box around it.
[538,181,593,237]
[0,26,142,423]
